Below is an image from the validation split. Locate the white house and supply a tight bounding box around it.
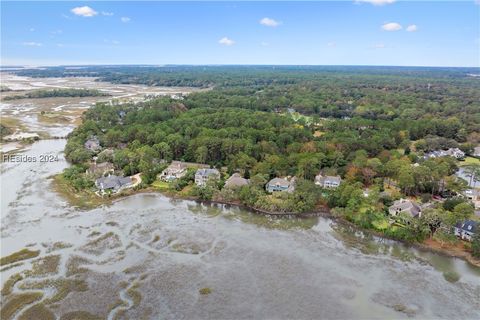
[314,174,342,189]
[195,168,220,187]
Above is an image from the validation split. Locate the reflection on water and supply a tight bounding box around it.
[1,140,479,320]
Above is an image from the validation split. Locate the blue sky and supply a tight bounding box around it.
[1,1,479,67]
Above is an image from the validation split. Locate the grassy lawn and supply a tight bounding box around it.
[151,180,171,191]
[179,184,194,196]
[52,174,110,209]
[459,156,480,166]
[372,219,389,231]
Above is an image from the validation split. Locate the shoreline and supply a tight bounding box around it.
[103,187,480,268]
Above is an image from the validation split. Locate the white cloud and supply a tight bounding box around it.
[71,6,98,17]
[22,42,43,47]
[102,11,114,16]
[327,42,336,47]
[355,0,396,5]
[382,22,402,31]
[121,17,131,23]
[260,17,281,27]
[219,37,235,46]
[406,24,418,32]
[51,29,63,35]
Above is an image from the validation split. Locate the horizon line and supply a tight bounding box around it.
[1,63,479,69]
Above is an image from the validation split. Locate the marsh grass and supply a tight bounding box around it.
[0,248,40,266]
[18,303,55,320]
[59,311,103,320]
[1,273,24,296]
[25,255,61,277]
[127,283,142,308]
[199,287,212,295]
[19,278,88,304]
[0,292,44,320]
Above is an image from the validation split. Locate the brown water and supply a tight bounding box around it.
[1,140,479,319]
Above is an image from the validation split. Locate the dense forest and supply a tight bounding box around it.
[50,66,480,248]
[2,88,109,100]
[13,66,480,132]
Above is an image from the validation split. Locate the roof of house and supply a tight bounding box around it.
[455,220,478,233]
[315,174,341,184]
[84,136,101,150]
[225,173,249,188]
[96,175,131,190]
[87,162,114,174]
[196,168,220,177]
[267,177,290,187]
[390,199,422,217]
[167,161,187,170]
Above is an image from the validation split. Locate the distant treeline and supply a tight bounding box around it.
[12,65,480,88]
[3,88,110,100]
[10,66,480,132]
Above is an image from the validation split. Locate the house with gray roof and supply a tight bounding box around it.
[95,175,132,194]
[266,177,296,193]
[195,168,220,187]
[454,220,478,241]
[84,136,101,152]
[314,174,342,189]
[224,173,249,189]
[388,199,422,218]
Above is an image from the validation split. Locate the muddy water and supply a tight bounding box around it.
[0,73,202,143]
[1,140,479,319]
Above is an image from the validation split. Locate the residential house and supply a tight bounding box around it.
[446,148,466,159]
[84,136,101,152]
[423,148,465,160]
[195,168,220,187]
[266,177,296,193]
[95,175,132,194]
[454,220,478,241]
[86,162,114,178]
[314,174,342,189]
[388,199,422,218]
[159,161,188,182]
[224,173,249,189]
[464,189,480,209]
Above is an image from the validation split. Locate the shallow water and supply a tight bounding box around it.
[1,140,479,319]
